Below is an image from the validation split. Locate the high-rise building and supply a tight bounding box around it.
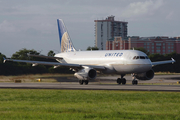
[94,15,128,50]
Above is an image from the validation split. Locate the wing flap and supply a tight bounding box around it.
[82,65,105,70]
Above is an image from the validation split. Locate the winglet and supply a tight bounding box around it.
[3,57,13,63]
[3,57,6,63]
[171,58,176,64]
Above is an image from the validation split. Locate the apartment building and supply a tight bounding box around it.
[94,15,128,50]
[106,36,180,54]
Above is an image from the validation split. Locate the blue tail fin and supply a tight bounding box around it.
[57,19,76,52]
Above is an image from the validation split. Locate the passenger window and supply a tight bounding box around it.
[136,56,139,59]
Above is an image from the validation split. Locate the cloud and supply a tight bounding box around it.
[121,0,164,18]
[0,0,179,57]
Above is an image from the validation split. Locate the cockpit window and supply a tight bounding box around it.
[133,56,149,60]
[136,56,140,59]
[145,56,149,59]
[140,56,145,59]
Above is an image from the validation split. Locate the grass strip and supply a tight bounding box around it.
[0,89,179,120]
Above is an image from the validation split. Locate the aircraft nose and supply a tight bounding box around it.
[146,60,152,69]
[147,59,152,65]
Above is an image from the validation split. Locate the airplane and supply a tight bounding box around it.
[4,19,176,85]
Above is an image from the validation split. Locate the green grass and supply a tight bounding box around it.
[0,90,180,119]
[155,72,180,75]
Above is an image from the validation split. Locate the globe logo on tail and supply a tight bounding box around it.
[57,19,76,53]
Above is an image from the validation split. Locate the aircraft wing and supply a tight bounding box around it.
[28,54,62,60]
[151,58,175,66]
[3,58,105,70]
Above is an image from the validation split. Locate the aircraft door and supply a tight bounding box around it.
[123,53,130,65]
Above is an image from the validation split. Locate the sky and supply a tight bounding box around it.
[0,0,180,57]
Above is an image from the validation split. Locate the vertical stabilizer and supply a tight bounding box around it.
[57,19,76,52]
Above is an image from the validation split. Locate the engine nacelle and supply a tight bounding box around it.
[135,69,154,80]
[74,67,97,80]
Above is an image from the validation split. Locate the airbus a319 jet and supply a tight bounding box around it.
[4,19,176,85]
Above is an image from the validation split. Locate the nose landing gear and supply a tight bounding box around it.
[79,80,89,85]
[132,74,138,85]
[132,80,138,85]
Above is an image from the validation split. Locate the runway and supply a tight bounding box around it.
[0,74,180,91]
[0,83,180,91]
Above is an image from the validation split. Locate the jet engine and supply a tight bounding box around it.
[74,67,97,80]
[135,69,154,80]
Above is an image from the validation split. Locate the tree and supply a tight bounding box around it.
[149,53,164,62]
[9,49,49,74]
[0,53,6,63]
[11,48,40,60]
[87,46,99,51]
[47,50,55,57]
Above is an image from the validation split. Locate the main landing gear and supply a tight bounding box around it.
[117,74,138,85]
[79,80,89,85]
[117,74,126,85]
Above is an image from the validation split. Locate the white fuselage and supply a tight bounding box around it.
[55,50,152,74]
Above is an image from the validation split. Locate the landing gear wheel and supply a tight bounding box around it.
[79,80,83,85]
[136,80,138,85]
[117,78,121,84]
[84,80,89,85]
[122,78,126,85]
[117,78,126,85]
[132,80,134,85]
[132,80,138,85]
